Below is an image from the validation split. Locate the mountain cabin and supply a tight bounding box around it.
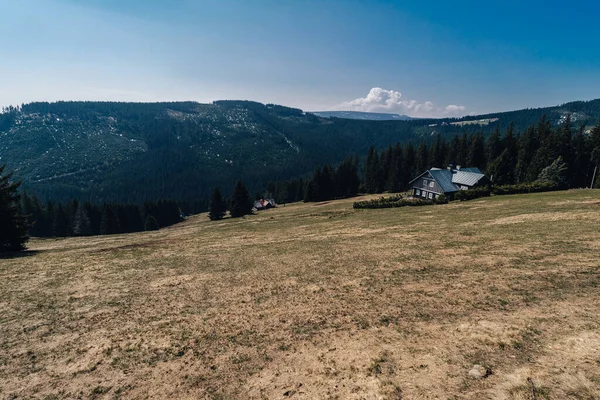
[409,165,489,200]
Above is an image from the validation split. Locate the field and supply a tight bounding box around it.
[1,190,600,399]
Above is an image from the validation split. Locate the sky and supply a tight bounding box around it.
[1,0,599,118]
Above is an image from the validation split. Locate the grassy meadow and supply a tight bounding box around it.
[1,190,600,399]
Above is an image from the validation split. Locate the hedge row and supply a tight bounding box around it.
[452,187,491,201]
[354,181,564,209]
[491,181,561,195]
[353,196,446,209]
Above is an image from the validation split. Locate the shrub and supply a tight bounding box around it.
[452,186,491,201]
[492,181,560,195]
[353,195,436,209]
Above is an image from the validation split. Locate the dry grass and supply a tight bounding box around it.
[1,190,600,399]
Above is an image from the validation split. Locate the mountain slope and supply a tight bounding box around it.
[0,98,599,204]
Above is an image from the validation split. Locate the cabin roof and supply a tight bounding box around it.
[410,167,487,194]
[452,170,486,187]
[428,169,459,193]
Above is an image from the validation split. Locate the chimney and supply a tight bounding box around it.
[456,165,461,171]
[447,164,454,171]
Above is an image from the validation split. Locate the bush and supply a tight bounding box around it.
[492,181,560,195]
[435,194,448,204]
[452,186,491,201]
[353,195,438,209]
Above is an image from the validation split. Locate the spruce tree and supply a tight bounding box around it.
[52,203,70,237]
[364,146,382,193]
[73,204,92,236]
[100,204,120,235]
[467,133,486,170]
[486,126,502,165]
[144,215,160,231]
[415,142,429,174]
[208,187,226,220]
[0,165,29,252]
[229,181,252,218]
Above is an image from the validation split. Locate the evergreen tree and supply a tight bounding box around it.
[73,204,92,236]
[386,143,403,192]
[401,143,416,187]
[144,215,160,231]
[364,146,382,193]
[334,157,360,198]
[415,142,429,173]
[100,204,120,235]
[486,126,502,166]
[229,180,252,218]
[0,165,29,252]
[458,132,469,165]
[304,167,321,202]
[446,135,460,166]
[467,133,486,170]
[528,116,555,179]
[570,128,591,188]
[208,187,227,220]
[515,125,538,183]
[429,134,445,168]
[52,203,70,237]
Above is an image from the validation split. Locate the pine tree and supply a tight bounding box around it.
[467,133,486,170]
[402,143,416,187]
[486,126,502,166]
[364,146,382,193]
[458,132,469,165]
[415,142,429,174]
[0,165,29,252]
[334,156,360,198]
[229,181,252,218]
[446,135,460,166]
[144,215,160,231]
[570,128,591,188]
[73,204,92,236]
[515,125,538,183]
[386,143,403,192]
[100,204,120,235]
[52,203,70,237]
[208,187,226,220]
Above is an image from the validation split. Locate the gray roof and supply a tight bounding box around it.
[459,167,483,173]
[428,169,459,193]
[410,166,487,194]
[452,170,486,187]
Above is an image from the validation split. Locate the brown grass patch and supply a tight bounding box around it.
[1,189,600,398]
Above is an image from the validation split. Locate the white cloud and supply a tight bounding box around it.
[336,87,467,118]
[444,104,466,114]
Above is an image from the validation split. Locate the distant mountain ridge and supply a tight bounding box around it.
[0,98,599,205]
[311,111,415,121]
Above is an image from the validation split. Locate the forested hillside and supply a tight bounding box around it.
[1,98,599,206]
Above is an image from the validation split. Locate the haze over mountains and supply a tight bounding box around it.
[1,98,599,206]
[311,111,414,121]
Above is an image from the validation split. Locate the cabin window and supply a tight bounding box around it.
[422,191,427,198]
[428,192,433,199]
[416,189,420,196]
[423,179,427,186]
[429,181,435,188]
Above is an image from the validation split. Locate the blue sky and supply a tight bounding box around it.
[1,0,599,117]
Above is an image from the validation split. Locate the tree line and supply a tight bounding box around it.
[20,193,183,238]
[3,115,600,250]
[266,116,600,203]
